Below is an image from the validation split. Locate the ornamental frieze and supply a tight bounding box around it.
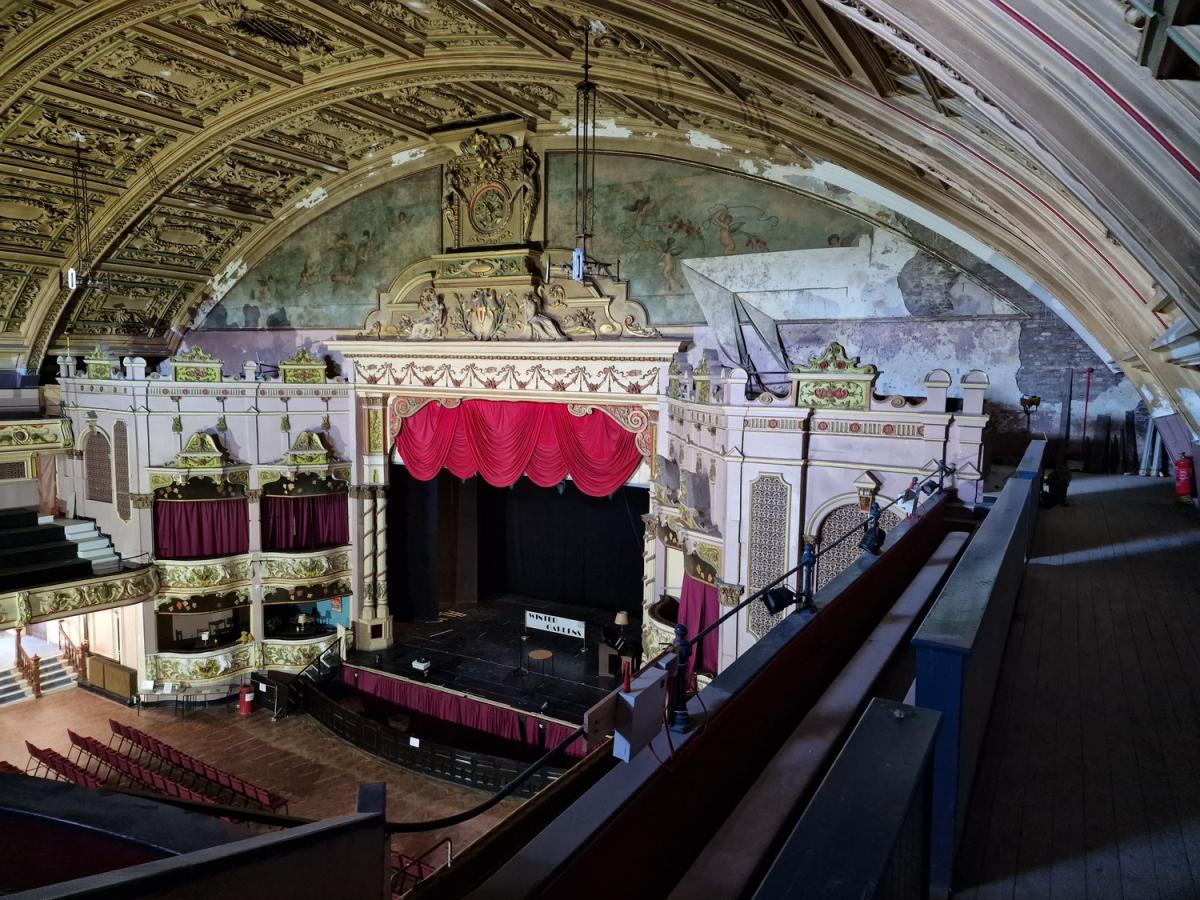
[354,359,662,396]
[151,644,256,686]
[259,635,338,671]
[259,549,352,583]
[156,557,253,591]
[0,417,71,450]
[4,568,160,625]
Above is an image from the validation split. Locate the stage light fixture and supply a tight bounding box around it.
[762,585,796,615]
[556,481,566,495]
[921,481,938,496]
[859,524,886,555]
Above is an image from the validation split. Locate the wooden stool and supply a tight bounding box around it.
[528,648,554,676]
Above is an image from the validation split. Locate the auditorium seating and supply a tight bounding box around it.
[24,741,104,789]
[0,507,94,590]
[109,719,289,812]
[0,760,26,775]
[67,730,215,804]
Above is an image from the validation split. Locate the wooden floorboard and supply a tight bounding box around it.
[0,685,521,861]
[958,474,1200,900]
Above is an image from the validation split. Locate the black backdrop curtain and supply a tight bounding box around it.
[388,466,441,623]
[478,478,648,612]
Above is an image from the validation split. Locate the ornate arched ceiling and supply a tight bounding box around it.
[1,1,1197,424]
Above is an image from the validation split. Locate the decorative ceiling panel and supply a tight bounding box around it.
[66,271,195,338]
[51,34,269,121]
[1,94,174,180]
[161,0,382,79]
[0,174,76,256]
[109,204,253,274]
[171,147,326,216]
[0,260,49,333]
[0,1,55,52]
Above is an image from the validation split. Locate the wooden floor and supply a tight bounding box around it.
[0,686,520,861]
[958,474,1200,900]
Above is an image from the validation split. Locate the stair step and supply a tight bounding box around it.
[0,524,67,547]
[78,544,116,559]
[0,691,31,707]
[0,558,94,590]
[0,540,81,567]
[0,684,28,701]
[56,519,100,540]
[37,514,55,525]
[0,506,39,531]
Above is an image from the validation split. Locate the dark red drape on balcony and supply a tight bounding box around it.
[262,492,349,551]
[153,498,249,560]
[679,572,721,676]
[394,399,642,498]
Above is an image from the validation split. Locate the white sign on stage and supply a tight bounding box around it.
[525,610,586,640]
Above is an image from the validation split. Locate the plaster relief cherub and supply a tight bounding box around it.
[409,285,447,340]
[522,285,565,342]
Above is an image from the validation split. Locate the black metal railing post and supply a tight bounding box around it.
[669,623,692,733]
[799,542,816,609]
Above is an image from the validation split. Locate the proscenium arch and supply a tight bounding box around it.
[2,0,1194,426]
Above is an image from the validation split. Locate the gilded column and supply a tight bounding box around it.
[374,487,388,619]
[361,487,377,621]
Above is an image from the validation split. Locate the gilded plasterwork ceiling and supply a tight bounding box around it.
[0,0,1193,430]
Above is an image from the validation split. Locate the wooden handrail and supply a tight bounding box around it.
[15,630,41,698]
[58,620,89,682]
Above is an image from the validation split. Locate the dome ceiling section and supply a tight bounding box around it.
[0,0,1165,387]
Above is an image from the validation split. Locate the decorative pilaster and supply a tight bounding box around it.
[374,487,388,618]
[361,488,377,620]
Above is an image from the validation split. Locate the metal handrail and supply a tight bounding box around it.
[392,836,453,894]
[295,636,342,684]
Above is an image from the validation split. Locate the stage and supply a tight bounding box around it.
[345,595,641,724]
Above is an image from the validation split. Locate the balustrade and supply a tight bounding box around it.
[14,629,41,698]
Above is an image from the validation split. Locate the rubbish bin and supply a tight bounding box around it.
[238,684,254,716]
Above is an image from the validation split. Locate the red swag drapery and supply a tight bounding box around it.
[679,572,721,676]
[394,399,642,497]
[261,492,349,551]
[343,666,586,758]
[153,498,249,560]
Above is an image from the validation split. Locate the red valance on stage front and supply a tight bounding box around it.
[343,666,587,758]
[394,399,642,497]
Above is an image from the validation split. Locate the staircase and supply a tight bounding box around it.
[282,639,343,717]
[0,654,76,707]
[0,666,31,706]
[53,517,121,574]
[36,655,77,694]
[0,507,117,590]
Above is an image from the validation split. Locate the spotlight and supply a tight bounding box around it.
[762,585,796,615]
[921,481,938,496]
[556,481,566,495]
[859,524,886,555]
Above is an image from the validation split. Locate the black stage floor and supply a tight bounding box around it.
[345,595,638,724]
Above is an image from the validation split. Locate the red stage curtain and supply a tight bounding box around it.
[679,573,721,676]
[262,492,349,551]
[394,399,642,498]
[153,498,249,560]
[344,666,586,758]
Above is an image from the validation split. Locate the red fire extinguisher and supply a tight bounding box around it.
[1176,454,1194,502]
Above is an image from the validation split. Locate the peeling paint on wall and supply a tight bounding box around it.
[685,131,732,151]
[294,186,328,209]
[391,147,427,167]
